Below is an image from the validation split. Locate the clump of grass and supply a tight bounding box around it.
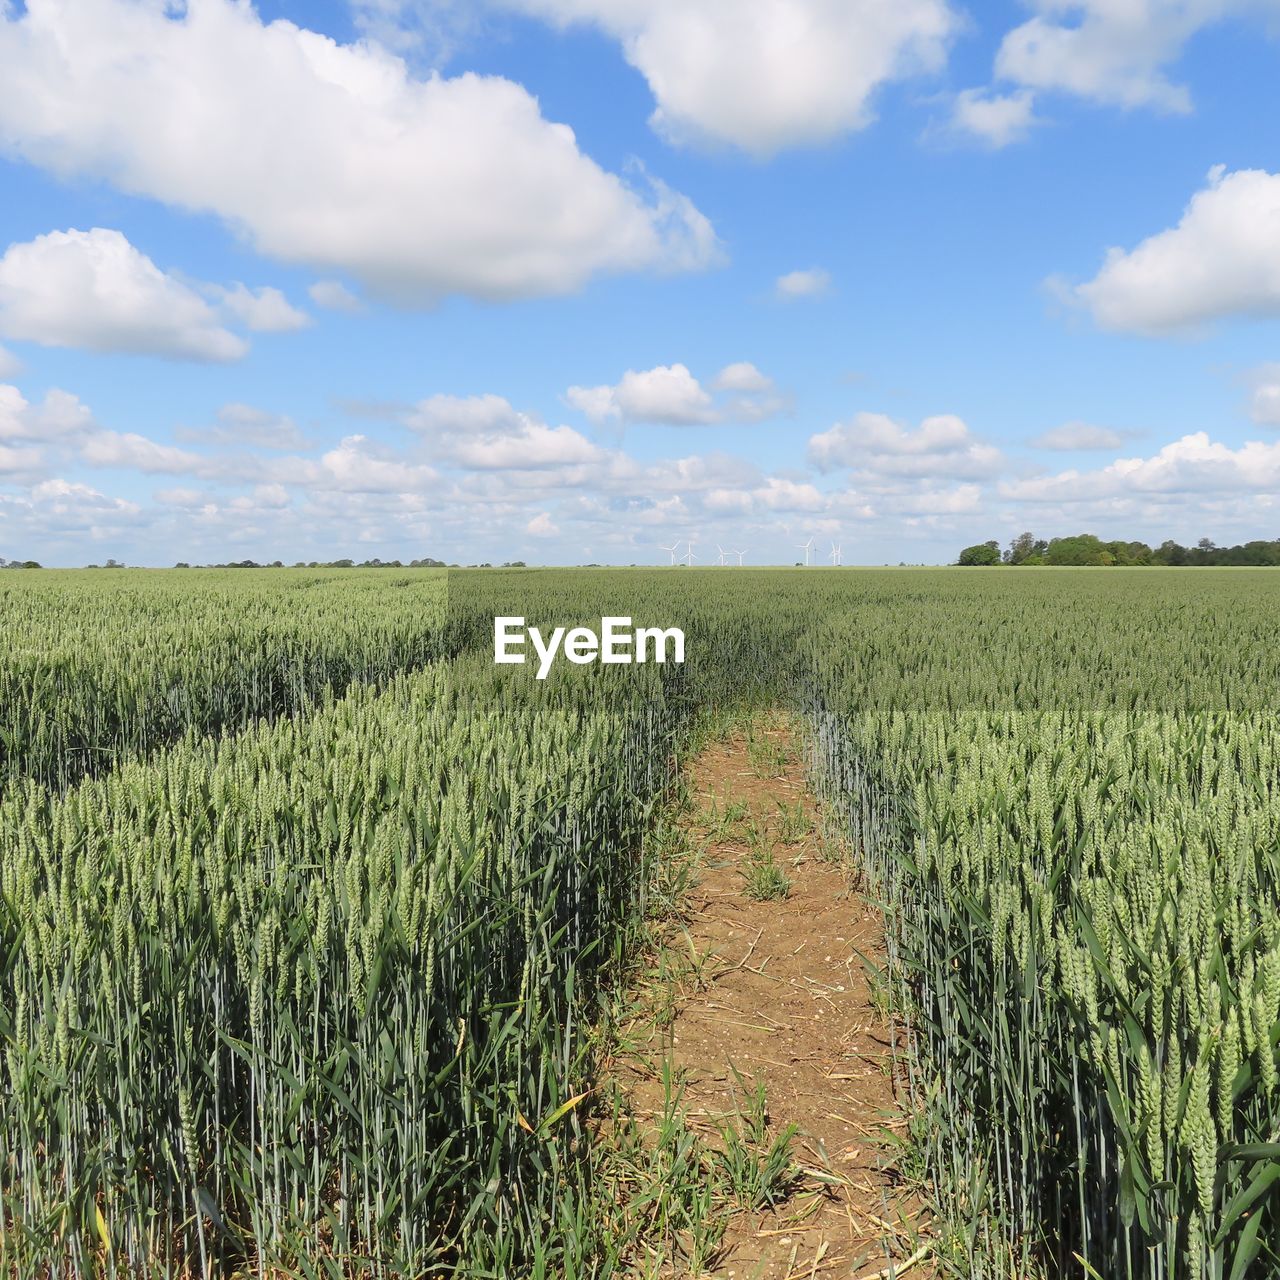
[702,795,751,842]
[743,851,791,901]
[746,725,792,778]
[715,1069,801,1210]
[739,820,791,900]
[590,1063,729,1275]
[775,798,813,844]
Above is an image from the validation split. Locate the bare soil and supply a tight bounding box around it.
[612,717,934,1279]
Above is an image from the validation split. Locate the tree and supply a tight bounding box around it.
[1109,541,1153,566]
[958,540,1001,566]
[1005,531,1038,564]
[1045,534,1111,566]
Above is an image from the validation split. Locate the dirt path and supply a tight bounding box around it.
[610,716,933,1279]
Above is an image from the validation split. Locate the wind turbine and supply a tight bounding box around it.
[734,549,746,566]
[659,540,680,565]
[716,544,728,566]
[795,536,815,566]
[684,541,697,566]
[829,542,842,566]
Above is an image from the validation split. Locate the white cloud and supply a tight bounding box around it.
[348,0,482,60]
[1068,167,1280,335]
[213,283,311,333]
[309,280,364,313]
[29,478,140,517]
[176,403,311,451]
[643,450,760,492]
[712,361,774,393]
[450,421,600,470]
[573,366,716,424]
[502,0,958,155]
[0,384,94,442]
[407,392,525,435]
[406,392,602,469]
[154,486,205,509]
[1001,432,1280,503]
[308,435,439,493]
[80,430,209,475]
[0,0,717,302]
[949,88,1038,147]
[774,267,831,300]
[0,344,21,378]
[1249,365,1280,426]
[230,483,292,511]
[526,511,559,536]
[809,412,1003,478]
[705,476,825,514]
[567,361,781,425]
[569,363,715,425]
[0,441,42,475]
[0,228,248,361]
[993,0,1254,115]
[894,482,983,515]
[1031,421,1126,450]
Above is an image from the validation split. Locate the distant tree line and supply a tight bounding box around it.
[0,556,534,570]
[168,558,533,569]
[957,533,1280,567]
[172,557,451,569]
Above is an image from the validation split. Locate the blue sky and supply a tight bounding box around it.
[1,0,1279,566]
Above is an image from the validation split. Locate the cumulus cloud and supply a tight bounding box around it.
[305,435,439,493]
[948,88,1038,147]
[1249,365,1280,427]
[567,362,782,425]
[569,364,714,425]
[80,430,209,475]
[309,280,364,313]
[526,511,559,536]
[774,267,831,300]
[212,283,311,333]
[348,0,483,60]
[0,0,717,302]
[1068,167,1280,335]
[230,483,292,511]
[408,392,525,435]
[177,403,312,451]
[29,477,141,518]
[705,476,825,514]
[1031,421,1126,450]
[0,476,147,554]
[712,362,774,393]
[993,0,1250,114]
[1001,432,1280,503]
[808,412,1003,479]
[0,441,42,475]
[883,482,984,516]
[0,228,248,361]
[0,344,20,378]
[406,392,602,469]
[0,384,94,443]
[953,4,1280,152]
[450,423,599,470]
[154,486,206,509]
[501,0,958,155]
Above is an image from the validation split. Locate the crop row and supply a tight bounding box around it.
[0,569,454,791]
[802,572,1280,1278]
